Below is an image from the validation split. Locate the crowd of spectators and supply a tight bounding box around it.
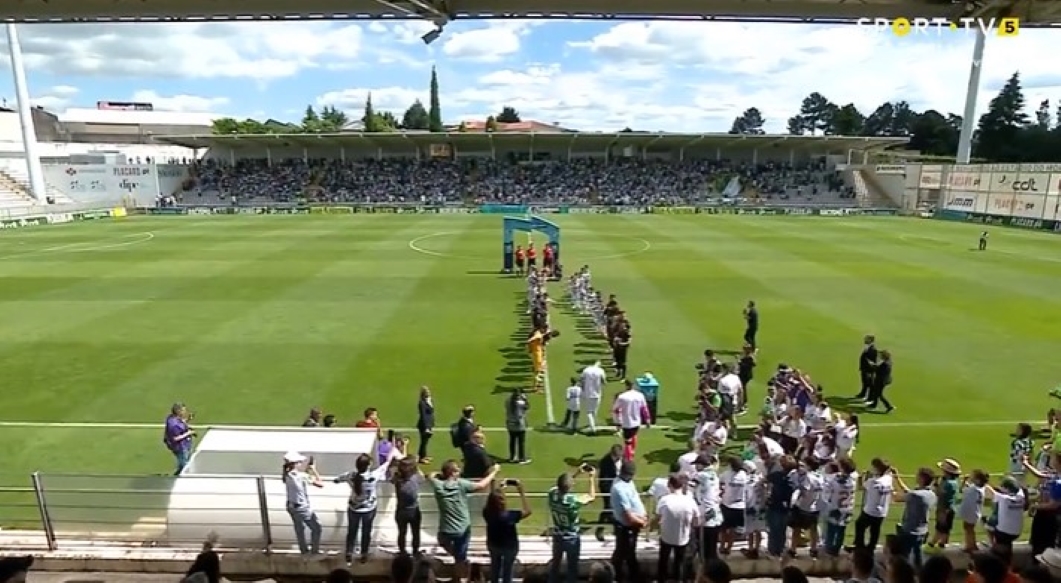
[192,158,854,206]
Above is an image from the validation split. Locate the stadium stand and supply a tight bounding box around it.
[194,158,857,206]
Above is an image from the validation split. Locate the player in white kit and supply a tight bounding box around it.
[580,360,607,434]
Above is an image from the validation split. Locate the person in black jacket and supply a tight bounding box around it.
[452,405,476,450]
[866,350,894,413]
[594,444,624,541]
[460,431,495,479]
[416,386,435,464]
[855,335,878,402]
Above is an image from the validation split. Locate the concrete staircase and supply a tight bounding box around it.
[0,168,35,209]
[0,159,75,205]
[851,168,895,208]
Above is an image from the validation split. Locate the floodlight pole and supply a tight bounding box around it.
[5,24,47,203]
[955,28,987,165]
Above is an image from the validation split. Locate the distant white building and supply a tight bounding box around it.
[0,101,210,162]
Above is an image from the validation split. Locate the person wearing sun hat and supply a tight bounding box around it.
[1035,547,1061,578]
[926,458,961,552]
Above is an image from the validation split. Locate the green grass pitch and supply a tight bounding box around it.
[0,214,1059,534]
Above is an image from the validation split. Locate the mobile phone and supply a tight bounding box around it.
[504,478,519,487]
[308,456,315,465]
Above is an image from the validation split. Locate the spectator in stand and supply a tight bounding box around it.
[610,460,648,582]
[549,465,597,583]
[430,459,499,583]
[391,458,424,557]
[355,407,381,431]
[193,157,853,207]
[483,479,532,583]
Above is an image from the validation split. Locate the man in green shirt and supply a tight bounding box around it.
[430,459,499,581]
[548,465,597,583]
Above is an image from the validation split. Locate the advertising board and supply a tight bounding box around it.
[919,165,942,189]
[42,163,193,207]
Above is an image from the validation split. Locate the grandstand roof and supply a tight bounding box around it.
[7,0,1060,25]
[155,132,906,152]
[57,108,219,127]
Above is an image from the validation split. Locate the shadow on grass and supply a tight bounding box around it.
[494,292,535,397]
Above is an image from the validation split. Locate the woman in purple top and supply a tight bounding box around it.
[163,403,195,475]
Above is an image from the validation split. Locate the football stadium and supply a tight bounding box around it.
[0,1,1060,582]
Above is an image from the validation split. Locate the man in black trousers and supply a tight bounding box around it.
[866,350,894,413]
[743,301,759,348]
[594,444,624,541]
[855,335,878,401]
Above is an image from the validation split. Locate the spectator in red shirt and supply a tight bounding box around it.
[355,407,381,432]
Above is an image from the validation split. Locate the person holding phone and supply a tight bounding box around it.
[281,451,323,555]
[482,479,532,583]
[548,464,597,583]
[430,460,500,582]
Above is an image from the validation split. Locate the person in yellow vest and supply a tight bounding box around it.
[528,326,560,391]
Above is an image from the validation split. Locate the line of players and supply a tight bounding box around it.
[570,268,632,381]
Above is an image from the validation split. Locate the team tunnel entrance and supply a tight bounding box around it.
[501,216,561,273]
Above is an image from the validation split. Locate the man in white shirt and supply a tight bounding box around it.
[580,361,607,434]
[717,364,743,431]
[696,421,728,461]
[677,439,701,479]
[653,473,699,583]
[561,377,582,434]
[612,380,650,460]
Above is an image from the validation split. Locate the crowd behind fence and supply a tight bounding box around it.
[1,470,939,553]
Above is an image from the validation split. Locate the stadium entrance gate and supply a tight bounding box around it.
[502,216,560,273]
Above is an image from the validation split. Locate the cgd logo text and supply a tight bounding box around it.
[856,17,1020,37]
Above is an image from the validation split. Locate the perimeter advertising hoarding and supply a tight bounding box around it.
[41,163,193,207]
[936,163,1061,221]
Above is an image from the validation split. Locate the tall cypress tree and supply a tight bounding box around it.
[428,66,443,132]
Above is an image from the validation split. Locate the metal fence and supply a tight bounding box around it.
[0,473,591,552]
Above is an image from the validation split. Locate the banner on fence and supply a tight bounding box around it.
[42,164,193,207]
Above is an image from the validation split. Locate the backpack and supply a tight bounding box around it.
[450,422,463,448]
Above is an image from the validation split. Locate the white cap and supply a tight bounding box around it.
[283,451,307,463]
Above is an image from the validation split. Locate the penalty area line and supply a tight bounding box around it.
[0,419,1035,431]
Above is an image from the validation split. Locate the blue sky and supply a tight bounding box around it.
[0,20,1057,133]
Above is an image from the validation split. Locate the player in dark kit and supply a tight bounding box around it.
[742,300,759,348]
[542,243,555,277]
[526,243,537,270]
[514,245,525,275]
[978,231,989,251]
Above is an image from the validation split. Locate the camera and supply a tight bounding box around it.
[504,478,520,487]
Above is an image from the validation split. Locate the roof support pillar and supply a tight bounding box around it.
[5,24,47,203]
[956,28,986,164]
[266,147,272,167]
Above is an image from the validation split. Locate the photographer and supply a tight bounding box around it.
[483,479,532,583]
[164,403,196,475]
[548,464,597,583]
[282,451,324,555]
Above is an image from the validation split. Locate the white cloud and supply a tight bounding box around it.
[316,87,428,114]
[0,22,367,82]
[1,20,1057,133]
[130,90,229,112]
[441,22,534,62]
[31,84,79,109]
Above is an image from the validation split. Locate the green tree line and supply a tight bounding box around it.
[211,66,523,136]
[729,71,1061,162]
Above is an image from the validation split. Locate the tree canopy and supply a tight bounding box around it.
[778,72,1061,162]
[209,67,1061,163]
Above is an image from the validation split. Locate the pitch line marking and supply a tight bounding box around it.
[0,231,155,261]
[407,231,652,261]
[0,419,1034,431]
